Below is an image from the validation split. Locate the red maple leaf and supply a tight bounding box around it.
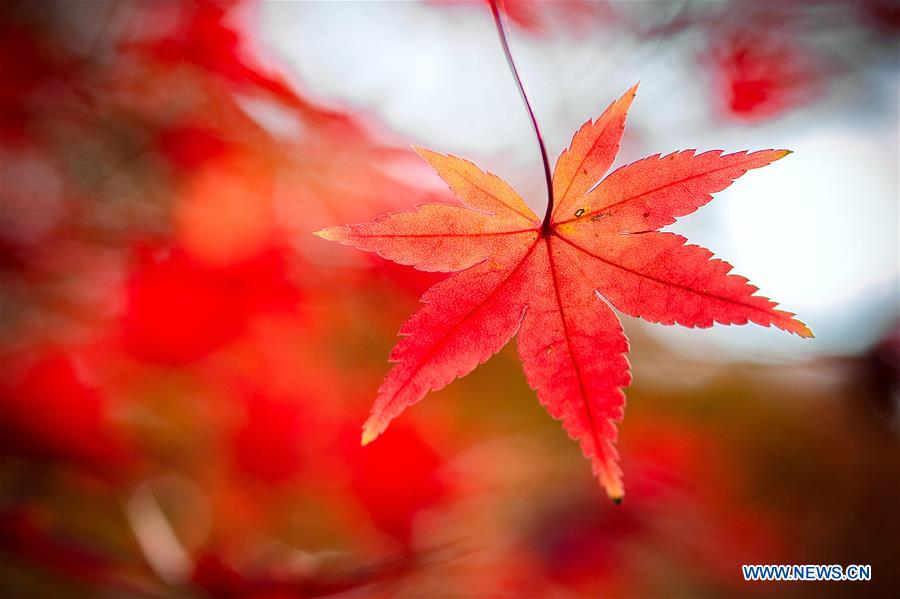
[315,85,811,501]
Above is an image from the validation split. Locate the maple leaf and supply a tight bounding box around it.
[315,85,812,501]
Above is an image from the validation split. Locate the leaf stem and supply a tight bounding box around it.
[489,0,554,230]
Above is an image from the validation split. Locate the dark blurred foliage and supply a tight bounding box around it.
[1,1,898,597]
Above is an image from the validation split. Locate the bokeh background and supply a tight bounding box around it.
[1,1,898,597]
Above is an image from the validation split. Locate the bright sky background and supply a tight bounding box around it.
[256,1,898,360]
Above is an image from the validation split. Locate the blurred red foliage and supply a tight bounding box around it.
[156,126,230,172]
[231,390,308,485]
[0,22,63,145]
[343,424,450,546]
[0,352,126,467]
[706,29,822,122]
[135,0,297,102]
[122,244,300,366]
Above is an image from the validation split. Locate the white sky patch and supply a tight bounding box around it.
[236,94,306,141]
[724,128,897,309]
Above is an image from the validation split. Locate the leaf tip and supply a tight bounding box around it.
[313,228,335,240]
[775,149,793,160]
[786,315,814,338]
[360,429,377,447]
[411,145,439,162]
[361,420,382,446]
[600,470,625,503]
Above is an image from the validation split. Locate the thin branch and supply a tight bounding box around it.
[489,0,554,229]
